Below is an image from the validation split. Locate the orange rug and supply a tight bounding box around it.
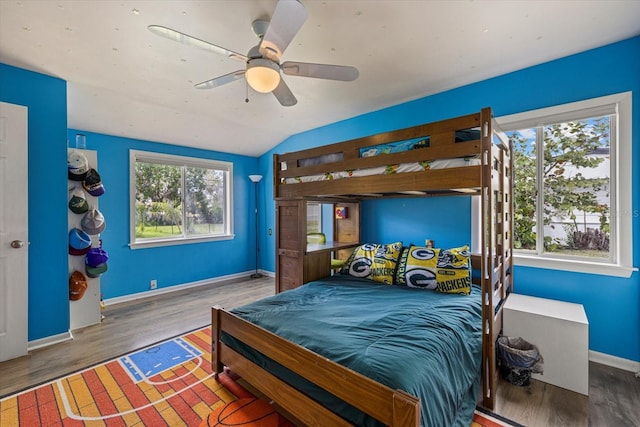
[0,326,518,426]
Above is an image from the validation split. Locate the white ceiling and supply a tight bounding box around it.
[1,1,639,157]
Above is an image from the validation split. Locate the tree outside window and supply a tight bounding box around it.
[510,116,611,260]
[184,166,226,236]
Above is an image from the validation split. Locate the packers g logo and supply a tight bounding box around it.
[406,268,437,289]
[410,247,436,260]
[348,256,372,278]
[360,243,378,251]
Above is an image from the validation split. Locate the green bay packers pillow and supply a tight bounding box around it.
[395,245,471,295]
[341,242,403,284]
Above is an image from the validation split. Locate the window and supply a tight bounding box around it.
[129,150,233,249]
[307,202,321,233]
[496,92,635,277]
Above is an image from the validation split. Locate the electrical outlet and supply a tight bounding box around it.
[268,228,272,235]
[150,279,157,290]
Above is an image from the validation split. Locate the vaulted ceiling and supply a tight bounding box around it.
[1,0,639,156]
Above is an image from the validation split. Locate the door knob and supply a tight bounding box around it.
[10,240,24,248]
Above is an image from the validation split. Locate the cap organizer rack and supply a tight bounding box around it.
[68,148,104,329]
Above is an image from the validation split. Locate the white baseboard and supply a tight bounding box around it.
[28,331,73,351]
[104,270,274,307]
[589,350,640,372]
[260,270,275,278]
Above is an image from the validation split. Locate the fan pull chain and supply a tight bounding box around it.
[245,80,249,103]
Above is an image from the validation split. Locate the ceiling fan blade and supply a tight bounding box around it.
[259,0,307,61]
[195,70,246,89]
[281,61,359,81]
[148,25,247,62]
[272,79,297,106]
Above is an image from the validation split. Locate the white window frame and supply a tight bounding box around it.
[495,92,636,278]
[129,150,234,249]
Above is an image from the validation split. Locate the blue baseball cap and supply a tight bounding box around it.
[69,228,92,256]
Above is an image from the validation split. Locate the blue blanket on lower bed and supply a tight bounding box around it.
[225,276,482,427]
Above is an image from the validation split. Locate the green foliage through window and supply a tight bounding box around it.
[131,151,232,244]
[510,116,611,259]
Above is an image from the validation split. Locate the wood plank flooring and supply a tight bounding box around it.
[0,275,274,398]
[1,275,638,427]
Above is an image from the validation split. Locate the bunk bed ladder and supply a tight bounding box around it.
[481,110,514,409]
[480,108,500,409]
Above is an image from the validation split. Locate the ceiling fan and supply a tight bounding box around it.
[148,0,359,106]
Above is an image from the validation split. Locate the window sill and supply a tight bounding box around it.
[129,234,235,250]
[514,254,637,278]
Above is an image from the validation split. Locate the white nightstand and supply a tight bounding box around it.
[503,293,589,395]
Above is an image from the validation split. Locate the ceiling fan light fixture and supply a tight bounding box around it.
[246,58,281,93]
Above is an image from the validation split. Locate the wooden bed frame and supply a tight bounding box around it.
[212,107,513,426]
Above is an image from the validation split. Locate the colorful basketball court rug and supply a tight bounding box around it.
[0,326,520,426]
[0,327,291,427]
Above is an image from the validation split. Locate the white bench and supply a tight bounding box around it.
[503,293,589,395]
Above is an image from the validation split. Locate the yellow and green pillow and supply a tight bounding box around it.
[341,242,403,284]
[395,245,471,295]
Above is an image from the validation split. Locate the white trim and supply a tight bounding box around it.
[103,270,272,306]
[129,233,235,250]
[589,350,640,373]
[129,150,234,171]
[258,269,275,278]
[497,102,618,130]
[515,254,637,278]
[497,92,635,276]
[28,331,73,351]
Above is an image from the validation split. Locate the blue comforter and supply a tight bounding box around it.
[227,276,482,427]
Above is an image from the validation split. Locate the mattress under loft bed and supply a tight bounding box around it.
[212,107,514,426]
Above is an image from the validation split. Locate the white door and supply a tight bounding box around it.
[0,101,29,361]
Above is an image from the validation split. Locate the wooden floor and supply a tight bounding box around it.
[1,275,638,427]
[0,275,274,398]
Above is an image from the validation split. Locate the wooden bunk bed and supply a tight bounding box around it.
[211,107,513,426]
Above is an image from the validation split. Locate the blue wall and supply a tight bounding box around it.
[259,36,640,362]
[361,197,472,248]
[1,63,260,341]
[0,64,69,341]
[65,130,260,299]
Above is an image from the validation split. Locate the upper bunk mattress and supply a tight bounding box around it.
[225,276,483,427]
[282,156,480,184]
